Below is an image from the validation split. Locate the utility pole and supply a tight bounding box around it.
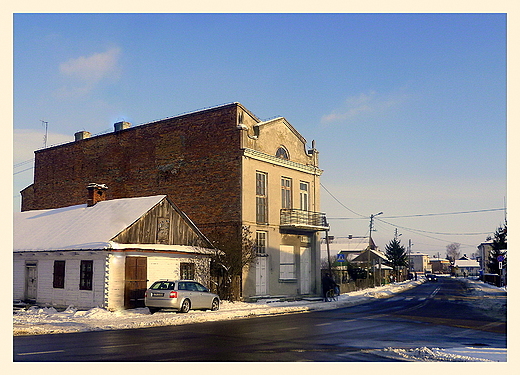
[368,212,383,286]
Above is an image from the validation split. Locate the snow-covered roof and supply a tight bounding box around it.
[454,259,480,268]
[14,195,167,252]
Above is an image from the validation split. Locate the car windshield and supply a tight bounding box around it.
[150,281,175,290]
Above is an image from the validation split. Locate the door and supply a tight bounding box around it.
[124,256,147,308]
[25,263,37,301]
[300,247,311,294]
[255,257,268,295]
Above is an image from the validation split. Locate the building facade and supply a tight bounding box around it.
[14,193,217,310]
[20,103,327,299]
[408,252,431,274]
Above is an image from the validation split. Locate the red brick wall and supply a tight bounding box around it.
[26,103,245,245]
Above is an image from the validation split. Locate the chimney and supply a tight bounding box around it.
[75,131,92,141]
[114,121,131,132]
[86,183,108,207]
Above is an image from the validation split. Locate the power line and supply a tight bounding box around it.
[376,217,492,236]
[320,183,366,218]
[14,159,35,168]
[14,166,34,175]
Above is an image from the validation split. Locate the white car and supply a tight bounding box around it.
[145,280,220,314]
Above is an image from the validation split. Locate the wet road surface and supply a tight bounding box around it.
[14,277,506,361]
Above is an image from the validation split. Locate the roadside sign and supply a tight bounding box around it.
[499,262,503,270]
[497,255,504,262]
[336,253,346,263]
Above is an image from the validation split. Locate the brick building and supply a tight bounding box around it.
[21,102,328,299]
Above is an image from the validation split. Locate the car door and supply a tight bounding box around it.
[177,281,194,307]
[193,282,213,308]
[185,282,202,309]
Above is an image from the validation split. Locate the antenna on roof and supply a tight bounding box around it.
[40,120,49,148]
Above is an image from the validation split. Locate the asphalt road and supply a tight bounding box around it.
[13,277,506,362]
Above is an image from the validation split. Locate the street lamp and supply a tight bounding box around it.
[368,212,383,286]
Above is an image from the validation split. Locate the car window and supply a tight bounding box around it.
[178,282,187,290]
[151,282,175,290]
[194,283,208,292]
[186,282,198,291]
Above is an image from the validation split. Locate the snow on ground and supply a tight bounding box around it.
[13,277,507,362]
[366,346,507,362]
[13,279,424,336]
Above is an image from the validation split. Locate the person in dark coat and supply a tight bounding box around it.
[322,273,337,300]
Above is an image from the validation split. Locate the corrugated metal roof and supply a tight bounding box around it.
[14,195,166,251]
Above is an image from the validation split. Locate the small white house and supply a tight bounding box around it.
[452,255,480,277]
[14,185,219,310]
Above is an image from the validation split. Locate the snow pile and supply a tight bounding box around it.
[370,346,503,362]
[13,279,423,336]
[460,278,507,319]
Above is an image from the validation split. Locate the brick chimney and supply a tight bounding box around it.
[86,183,108,207]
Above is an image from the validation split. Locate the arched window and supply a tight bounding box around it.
[276,146,289,160]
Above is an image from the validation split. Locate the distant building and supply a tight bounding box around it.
[320,236,370,263]
[452,255,480,277]
[429,258,451,274]
[408,252,431,274]
[477,240,493,273]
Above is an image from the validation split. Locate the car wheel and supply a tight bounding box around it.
[179,299,191,313]
[210,298,219,311]
[148,307,159,314]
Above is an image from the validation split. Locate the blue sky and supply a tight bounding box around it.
[13,13,507,256]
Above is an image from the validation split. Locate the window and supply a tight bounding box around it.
[79,260,93,290]
[300,181,309,211]
[276,146,289,160]
[280,245,296,279]
[53,260,65,289]
[281,177,292,209]
[256,231,267,254]
[180,263,195,280]
[256,172,268,224]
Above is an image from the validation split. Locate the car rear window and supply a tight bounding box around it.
[150,281,175,290]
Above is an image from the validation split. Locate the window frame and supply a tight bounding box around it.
[281,177,292,209]
[53,260,66,289]
[256,171,268,224]
[256,231,268,255]
[299,181,309,211]
[279,245,296,280]
[180,262,195,280]
[79,260,93,291]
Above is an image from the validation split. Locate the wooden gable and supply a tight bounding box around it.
[111,197,212,248]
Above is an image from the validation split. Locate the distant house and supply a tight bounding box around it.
[452,255,480,277]
[429,258,451,274]
[408,252,431,274]
[321,236,370,263]
[13,184,218,310]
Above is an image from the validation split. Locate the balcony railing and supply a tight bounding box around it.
[280,209,329,232]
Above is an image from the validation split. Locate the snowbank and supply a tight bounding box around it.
[13,279,423,336]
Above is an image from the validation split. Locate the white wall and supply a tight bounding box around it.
[13,251,108,309]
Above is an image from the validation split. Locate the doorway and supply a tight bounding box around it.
[255,256,268,296]
[124,256,147,308]
[25,262,37,301]
[300,247,311,294]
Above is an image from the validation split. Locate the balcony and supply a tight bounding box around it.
[280,209,329,232]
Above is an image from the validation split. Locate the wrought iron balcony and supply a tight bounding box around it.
[280,209,329,232]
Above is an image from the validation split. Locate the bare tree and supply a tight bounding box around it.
[446,243,461,263]
[210,225,257,301]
